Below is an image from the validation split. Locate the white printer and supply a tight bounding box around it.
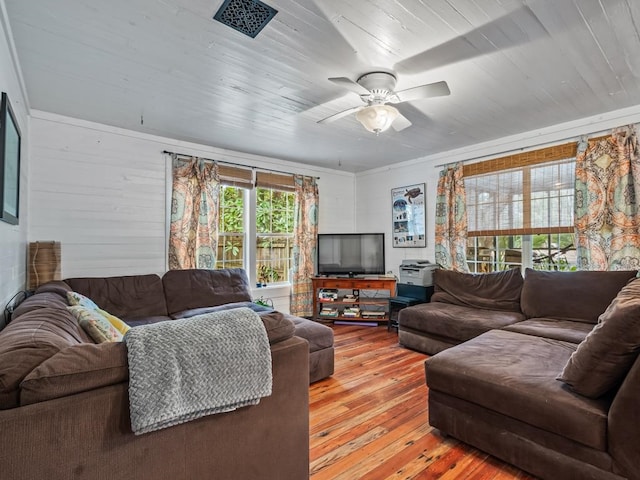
[399,260,438,286]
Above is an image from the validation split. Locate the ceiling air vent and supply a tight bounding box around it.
[213,0,278,38]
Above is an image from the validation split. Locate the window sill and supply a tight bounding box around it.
[251,283,291,297]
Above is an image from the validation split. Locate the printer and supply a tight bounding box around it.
[399,259,438,286]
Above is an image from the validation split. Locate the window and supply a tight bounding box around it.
[213,168,296,284]
[464,143,578,272]
[254,172,295,285]
[256,187,294,284]
[216,185,245,270]
[215,165,253,272]
[466,233,577,273]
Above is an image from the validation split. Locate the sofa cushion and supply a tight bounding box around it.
[19,342,128,406]
[124,316,173,327]
[172,306,294,344]
[258,311,296,345]
[0,307,88,409]
[558,277,640,398]
[399,302,525,343]
[170,301,271,320]
[162,268,253,314]
[608,354,640,479]
[11,291,70,321]
[34,280,72,298]
[521,269,636,323]
[125,308,294,345]
[431,268,523,312]
[65,274,168,318]
[285,314,334,353]
[426,329,611,451]
[502,318,593,344]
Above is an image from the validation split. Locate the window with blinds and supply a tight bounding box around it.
[463,142,579,272]
[217,185,245,271]
[217,165,252,270]
[255,171,295,285]
[465,158,575,237]
[215,167,296,284]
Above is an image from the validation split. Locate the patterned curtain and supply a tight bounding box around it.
[575,126,640,270]
[290,175,319,317]
[434,163,470,272]
[168,155,220,270]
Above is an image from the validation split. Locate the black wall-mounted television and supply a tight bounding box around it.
[317,233,385,276]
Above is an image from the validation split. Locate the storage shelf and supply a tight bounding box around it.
[319,299,388,306]
[312,277,396,324]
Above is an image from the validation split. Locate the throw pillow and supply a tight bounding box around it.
[97,308,131,335]
[558,277,640,398]
[68,305,124,344]
[66,291,130,334]
[67,291,100,310]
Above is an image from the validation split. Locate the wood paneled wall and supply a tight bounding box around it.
[27,113,356,313]
[0,10,30,327]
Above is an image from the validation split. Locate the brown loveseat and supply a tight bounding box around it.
[0,268,330,480]
[399,268,640,480]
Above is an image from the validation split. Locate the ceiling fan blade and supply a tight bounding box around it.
[394,3,548,75]
[392,113,412,132]
[393,81,450,103]
[328,77,370,96]
[317,105,364,124]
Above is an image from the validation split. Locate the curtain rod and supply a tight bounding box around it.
[162,150,319,179]
[432,128,619,170]
[432,139,578,170]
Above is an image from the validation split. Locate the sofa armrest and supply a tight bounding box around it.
[0,336,309,480]
[608,354,640,480]
[20,342,128,406]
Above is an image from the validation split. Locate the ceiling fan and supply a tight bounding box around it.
[317,72,450,135]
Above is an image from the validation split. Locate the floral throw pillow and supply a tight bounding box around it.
[68,305,124,343]
[97,308,131,335]
[66,291,100,310]
[66,291,130,335]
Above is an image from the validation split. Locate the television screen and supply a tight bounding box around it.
[317,233,385,276]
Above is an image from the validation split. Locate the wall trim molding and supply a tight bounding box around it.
[30,110,355,179]
[357,103,640,177]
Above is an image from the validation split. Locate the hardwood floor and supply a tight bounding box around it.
[309,325,536,480]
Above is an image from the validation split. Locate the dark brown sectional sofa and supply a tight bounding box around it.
[64,268,335,383]
[0,268,333,480]
[398,268,640,480]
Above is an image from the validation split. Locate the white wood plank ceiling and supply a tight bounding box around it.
[5,0,640,172]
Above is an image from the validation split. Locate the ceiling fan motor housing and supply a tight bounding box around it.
[357,72,397,103]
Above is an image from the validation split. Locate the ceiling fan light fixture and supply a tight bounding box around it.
[356,105,399,134]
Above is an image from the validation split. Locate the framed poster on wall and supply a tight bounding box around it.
[391,183,426,248]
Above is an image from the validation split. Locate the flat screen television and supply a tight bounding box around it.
[317,233,385,276]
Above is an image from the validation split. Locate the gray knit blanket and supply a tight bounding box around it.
[123,307,272,435]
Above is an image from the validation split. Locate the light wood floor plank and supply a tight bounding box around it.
[309,325,537,480]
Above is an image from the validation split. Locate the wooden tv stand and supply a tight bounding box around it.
[311,276,397,324]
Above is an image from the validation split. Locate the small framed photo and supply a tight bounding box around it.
[391,183,426,248]
[0,92,21,225]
